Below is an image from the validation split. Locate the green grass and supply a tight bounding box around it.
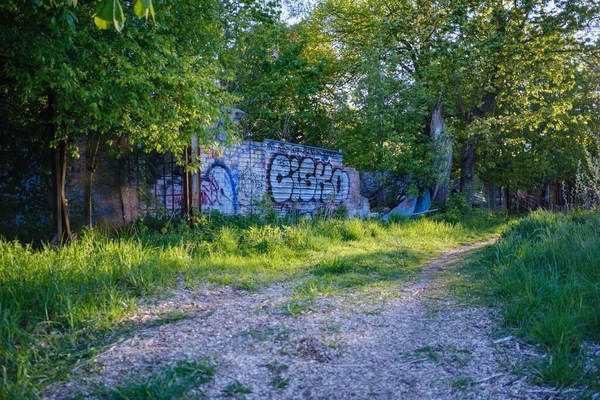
[269,376,290,389]
[451,376,474,390]
[101,358,216,399]
[222,380,252,397]
[476,211,600,389]
[0,211,509,398]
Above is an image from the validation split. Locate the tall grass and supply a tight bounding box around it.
[0,212,508,398]
[485,210,600,387]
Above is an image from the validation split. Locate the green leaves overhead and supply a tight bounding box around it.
[1,0,232,159]
[93,0,154,32]
[133,0,155,19]
[93,0,125,31]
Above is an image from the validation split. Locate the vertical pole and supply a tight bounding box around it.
[182,147,193,220]
[197,145,202,213]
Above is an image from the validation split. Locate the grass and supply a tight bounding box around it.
[451,376,474,390]
[102,358,216,399]
[222,380,252,397]
[456,210,600,390]
[0,211,509,398]
[241,327,290,341]
[269,376,290,389]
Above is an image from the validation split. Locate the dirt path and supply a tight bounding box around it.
[46,240,564,399]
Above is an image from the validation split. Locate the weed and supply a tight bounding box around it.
[340,219,366,241]
[414,346,441,362]
[223,380,252,397]
[213,226,241,253]
[451,376,473,390]
[104,358,215,399]
[270,376,290,389]
[265,363,289,374]
[446,347,472,367]
[280,301,309,317]
[322,338,341,349]
[242,327,289,341]
[323,323,342,333]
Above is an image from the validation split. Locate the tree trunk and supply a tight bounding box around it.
[48,93,72,244]
[59,140,72,237]
[51,142,62,241]
[460,147,476,206]
[84,132,101,228]
[487,182,498,211]
[430,102,452,206]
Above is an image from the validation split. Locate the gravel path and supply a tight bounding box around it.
[45,239,574,399]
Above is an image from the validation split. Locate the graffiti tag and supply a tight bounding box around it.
[202,164,237,214]
[267,154,349,204]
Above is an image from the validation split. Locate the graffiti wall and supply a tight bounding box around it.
[195,140,369,218]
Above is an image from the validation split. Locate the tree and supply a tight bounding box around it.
[436,0,600,202]
[309,0,450,191]
[224,22,334,144]
[0,0,232,241]
[311,0,600,205]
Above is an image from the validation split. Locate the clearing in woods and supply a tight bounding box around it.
[45,239,565,399]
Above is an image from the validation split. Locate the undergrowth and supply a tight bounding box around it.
[481,211,600,389]
[0,211,509,398]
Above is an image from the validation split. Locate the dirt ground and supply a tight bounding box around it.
[45,239,588,399]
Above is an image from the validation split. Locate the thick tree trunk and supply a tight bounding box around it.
[83,132,100,228]
[430,102,452,205]
[48,93,72,244]
[460,147,476,205]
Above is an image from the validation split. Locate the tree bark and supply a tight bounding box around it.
[460,147,476,205]
[59,139,72,237]
[48,93,72,244]
[503,185,510,212]
[430,102,452,205]
[487,182,497,211]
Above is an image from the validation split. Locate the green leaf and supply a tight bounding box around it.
[133,0,154,20]
[65,10,77,33]
[93,0,125,32]
[113,0,125,32]
[93,0,113,30]
[132,0,146,18]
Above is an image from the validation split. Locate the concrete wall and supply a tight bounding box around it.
[67,138,369,226]
[194,139,369,218]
